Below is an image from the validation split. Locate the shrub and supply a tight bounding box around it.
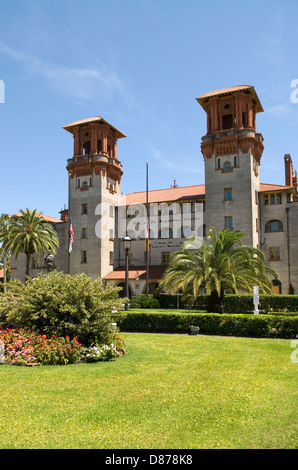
[0,328,83,365]
[118,311,298,339]
[0,272,127,344]
[130,294,160,309]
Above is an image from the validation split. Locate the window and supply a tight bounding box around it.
[81,251,87,264]
[265,220,283,233]
[77,178,81,188]
[222,114,233,130]
[109,229,114,240]
[109,251,114,265]
[162,252,170,264]
[223,161,232,172]
[264,193,282,205]
[82,181,88,190]
[234,156,238,167]
[81,203,88,214]
[225,216,233,229]
[224,188,232,200]
[128,253,133,265]
[109,205,114,218]
[269,247,280,261]
[81,228,87,239]
[217,158,221,169]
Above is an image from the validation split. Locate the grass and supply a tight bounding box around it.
[0,332,297,449]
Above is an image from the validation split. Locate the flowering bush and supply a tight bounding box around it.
[81,334,127,363]
[0,328,82,365]
[0,328,127,365]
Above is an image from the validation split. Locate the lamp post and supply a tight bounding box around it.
[123,235,131,311]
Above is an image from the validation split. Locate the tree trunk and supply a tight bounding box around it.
[208,290,225,313]
[25,252,31,279]
[3,253,6,293]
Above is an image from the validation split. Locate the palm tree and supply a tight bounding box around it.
[0,209,60,279]
[0,213,9,293]
[159,227,278,313]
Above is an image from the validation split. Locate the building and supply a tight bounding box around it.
[9,85,298,295]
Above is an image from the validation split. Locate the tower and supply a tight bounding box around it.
[197,85,264,246]
[64,116,126,279]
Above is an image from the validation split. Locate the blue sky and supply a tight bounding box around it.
[1,0,298,218]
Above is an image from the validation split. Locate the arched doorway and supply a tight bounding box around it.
[117,282,132,299]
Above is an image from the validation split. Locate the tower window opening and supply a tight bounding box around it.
[223,161,232,172]
[222,114,233,130]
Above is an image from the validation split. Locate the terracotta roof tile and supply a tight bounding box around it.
[197,85,264,113]
[13,212,63,223]
[63,116,126,138]
[121,184,205,206]
[259,183,295,192]
[105,265,167,280]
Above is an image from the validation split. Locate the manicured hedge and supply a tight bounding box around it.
[157,294,298,313]
[119,311,298,339]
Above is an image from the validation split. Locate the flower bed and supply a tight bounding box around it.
[0,329,127,366]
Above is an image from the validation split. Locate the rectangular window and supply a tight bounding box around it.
[81,251,87,264]
[269,247,280,261]
[128,253,133,265]
[225,216,233,229]
[81,203,88,214]
[276,193,282,204]
[270,193,275,205]
[162,252,170,264]
[255,190,258,204]
[224,188,232,200]
[109,251,114,265]
[109,229,114,240]
[264,194,268,205]
[81,228,87,239]
[77,178,81,188]
[109,205,114,218]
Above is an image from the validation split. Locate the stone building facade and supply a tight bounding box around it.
[9,85,298,296]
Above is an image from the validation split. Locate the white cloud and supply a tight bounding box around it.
[0,41,127,100]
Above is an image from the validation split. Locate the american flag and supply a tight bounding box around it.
[69,220,75,253]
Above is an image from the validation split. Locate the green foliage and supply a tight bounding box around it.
[119,310,298,339]
[0,328,82,365]
[130,294,160,309]
[0,271,127,344]
[0,209,60,277]
[159,228,278,313]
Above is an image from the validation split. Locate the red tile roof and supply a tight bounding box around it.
[259,183,295,192]
[121,182,295,206]
[196,85,264,113]
[105,265,168,281]
[121,184,206,206]
[13,212,62,223]
[63,116,126,139]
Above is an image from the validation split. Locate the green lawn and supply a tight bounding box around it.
[0,332,297,449]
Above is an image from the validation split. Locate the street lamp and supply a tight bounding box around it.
[123,235,131,311]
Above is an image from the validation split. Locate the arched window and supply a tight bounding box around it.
[223,161,232,172]
[265,220,283,233]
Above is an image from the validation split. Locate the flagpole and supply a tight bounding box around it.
[146,161,149,296]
